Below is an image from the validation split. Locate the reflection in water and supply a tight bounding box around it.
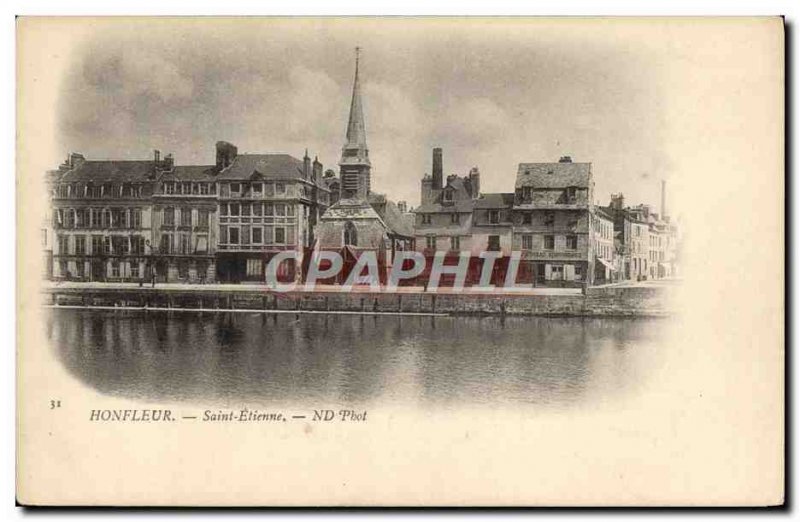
[47,310,668,409]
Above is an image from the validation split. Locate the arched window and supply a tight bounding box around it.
[344,221,357,247]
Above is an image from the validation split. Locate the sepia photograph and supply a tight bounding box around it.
[15,16,784,507]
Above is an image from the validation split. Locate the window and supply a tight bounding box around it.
[422,214,431,225]
[253,183,263,196]
[242,204,251,217]
[111,260,120,278]
[488,210,499,224]
[488,235,500,251]
[566,235,578,250]
[426,236,436,250]
[550,265,564,280]
[275,183,286,195]
[544,213,555,226]
[75,209,86,228]
[178,261,189,279]
[130,262,140,279]
[522,186,532,200]
[91,235,102,255]
[565,187,577,201]
[544,235,555,250]
[246,259,263,277]
[230,203,240,217]
[91,209,102,228]
[275,227,286,244]
[265,183,274,197]
[574,264,583,280]
[65,209,75,228]
[57,235,68,255]
[287,204,295,217]
[179,234,190,254]
[163,207,175,226]
[252,226,263,244]
[568,219,578,230]
[198,209,209,228]
[131,236,144,255]
[450,236,460,250]
[159,234,172,254]
[343,221,358,246]
[253,203,263,217]
[522,234,533,250]
[230,183,241,196]
[164,182,175,195]
[181,208,192,227]
[229,227,240,245]
[200,183,209,195]
[75,236,86,255]
[132,209,142,229]
[75,261,85,278]
[275,204,286,217]
[451,213,459,225]
[443,190,453,202]
[264,203,274,216]
[522,212,532,225]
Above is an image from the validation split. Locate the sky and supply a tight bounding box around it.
[55,18,720,213]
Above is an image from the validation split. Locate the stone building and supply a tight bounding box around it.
[315,49,412,283]
[150,155,219,283]
[512,157,595,287]
[214,141,329,283]
[49,152,161,282]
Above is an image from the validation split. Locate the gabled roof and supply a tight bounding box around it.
[376,199,414,238]
[217,154,305,181]
[515,162,592,189]
[58,160,157,184]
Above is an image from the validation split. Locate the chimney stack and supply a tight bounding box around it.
[432,147,443,190]
[154,149,161,163]
[469,167,481,199]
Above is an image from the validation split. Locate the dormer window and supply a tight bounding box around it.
[489,210,500,224]
[253,183,263,195]
[230,182,241,196]
[566,186,577,201]
[450,213,459,225]
[443,189,454,202]
[422,214,431,225]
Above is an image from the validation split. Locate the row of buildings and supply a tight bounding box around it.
[44,51,680,288]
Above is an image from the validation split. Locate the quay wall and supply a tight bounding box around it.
[44,284,675,317]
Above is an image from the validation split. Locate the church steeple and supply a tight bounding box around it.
[340,46,371,200]
[344,46,368,152]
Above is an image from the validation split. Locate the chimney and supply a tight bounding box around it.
[432,147,443,190]
[303,149,311,179]
[154,149,161,163]
[610,193,625,211]
[313,156,322,183]
[397,201,408,213]
[661,179,667,219]
[164,153,174,170]
[215,141,238,170]
[469,167,481,199]
[559,155,573,163]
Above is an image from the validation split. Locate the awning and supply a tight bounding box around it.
[596,257,616,271]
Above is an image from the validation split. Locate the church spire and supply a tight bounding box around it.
[343,46,368,152]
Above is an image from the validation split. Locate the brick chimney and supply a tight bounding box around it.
[432,147,443,190]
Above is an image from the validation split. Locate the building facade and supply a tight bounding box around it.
[50,153,160,282]
[512,157,595,287]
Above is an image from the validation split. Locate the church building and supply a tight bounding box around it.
[314,49,413,283]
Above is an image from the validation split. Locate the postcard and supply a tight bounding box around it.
[16,16,784,506]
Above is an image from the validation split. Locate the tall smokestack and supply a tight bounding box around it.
[432,147,443,190]
[661,179,666,219]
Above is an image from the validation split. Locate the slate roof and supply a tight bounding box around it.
[217,154,306,181]
[414,176,478,214]
[57,160,158,184]
[594,206,616,222]
[515,162,592,189]
[474,192,515,209]
[167,165,218,181]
